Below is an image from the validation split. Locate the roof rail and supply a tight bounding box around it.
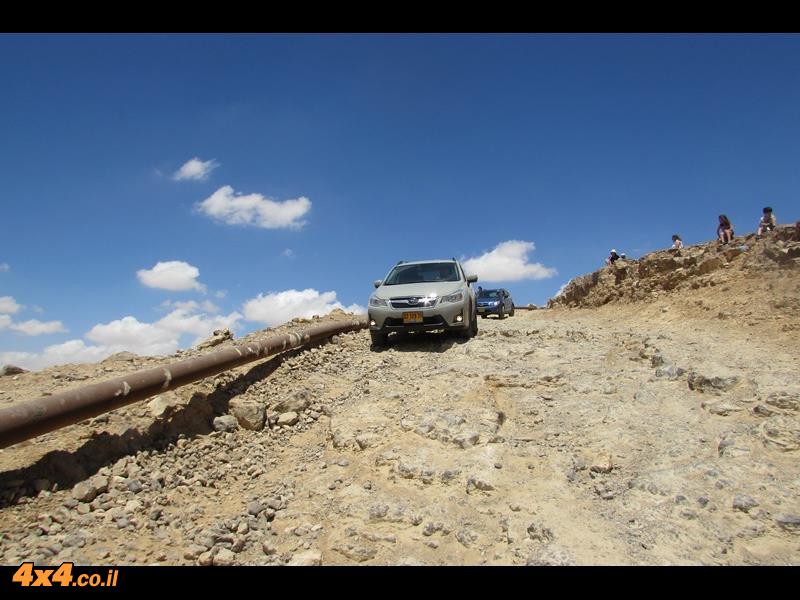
[396,260,405,265]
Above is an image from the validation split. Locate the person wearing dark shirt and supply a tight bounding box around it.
[717,215,734,244]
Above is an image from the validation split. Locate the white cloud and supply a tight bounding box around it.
[9,319,67,336]
[173,157,220,181]
[0,296,22,314]
[243,288,365,327]
[1,341,116,372]
[137,261,206,292]
[197,185,311,230]
[1,306,243,372]
[462,240,557,283]
[161,299,220,314]
[0,315,10,329]
[214,290,228,299]
[86,308,241,353]
[281,248,295,258]
[0,263,9,272]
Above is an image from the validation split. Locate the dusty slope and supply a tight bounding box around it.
[0,234,798,566]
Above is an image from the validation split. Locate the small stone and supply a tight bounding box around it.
[229,399,266,431]
[590,455,614,474]
[261,541,277,555]
[213,415,239,432]
[732,495,759,513]
[148,395,176,418]
[441,469,461,483]
[184,545,206,560]
[288,549,322,566]
[466,476,494,493]
[71,482,98,503]
[126,479,143,494]
[247,501,263,516]
[368,504,389,521]
[212,548,236,566]
[277,412,299,427]
[775,514,800,532]
[526,522,554,542]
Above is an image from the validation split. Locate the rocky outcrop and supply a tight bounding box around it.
[549,224,800,308]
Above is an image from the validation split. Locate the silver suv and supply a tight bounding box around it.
[368,259,479,346]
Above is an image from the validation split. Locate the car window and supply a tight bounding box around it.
[478,290,501,298]
[384,263,460,285]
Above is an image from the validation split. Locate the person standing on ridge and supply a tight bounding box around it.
[606,249,622,265]
[671,235,684,249]
[717,215,734,244]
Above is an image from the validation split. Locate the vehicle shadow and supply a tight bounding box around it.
[370,331,465,354]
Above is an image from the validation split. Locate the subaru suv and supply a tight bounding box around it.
[368,259,479,346]
[477,288,515,319]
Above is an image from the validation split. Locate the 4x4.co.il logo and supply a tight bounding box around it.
[11,562,119,588]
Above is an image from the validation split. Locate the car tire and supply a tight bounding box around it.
[509,304,515,317]
[480,314,486,319]
[370,331,387,347]
[457,307,478,339]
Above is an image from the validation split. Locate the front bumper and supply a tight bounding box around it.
[368,300,469,332]
[476,303,502,315]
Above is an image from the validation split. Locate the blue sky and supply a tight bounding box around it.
[1,34,799,369]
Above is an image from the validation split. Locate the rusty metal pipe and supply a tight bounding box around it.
[0,317,368,449]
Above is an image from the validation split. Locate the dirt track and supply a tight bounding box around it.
[1,272,798,564]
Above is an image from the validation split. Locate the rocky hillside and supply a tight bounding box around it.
[0,230,798,566]
[550,225,800,309]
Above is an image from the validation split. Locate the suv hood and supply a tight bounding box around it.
[377,282,464,299]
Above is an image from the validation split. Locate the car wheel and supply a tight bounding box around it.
[480,314,486,319]
[370,331,387,347]
[457,307,478,339]
[509,304,515,317]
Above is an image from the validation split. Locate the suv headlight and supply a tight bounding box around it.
[441,290,464,303]
[369,296,388,307]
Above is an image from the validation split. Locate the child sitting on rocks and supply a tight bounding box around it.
[757,206,777,236]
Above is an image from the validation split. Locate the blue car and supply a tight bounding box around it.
[476,288,515,319]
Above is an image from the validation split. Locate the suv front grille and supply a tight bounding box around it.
[390,296,438,309]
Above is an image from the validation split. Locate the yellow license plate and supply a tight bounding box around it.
[403,311,423,324]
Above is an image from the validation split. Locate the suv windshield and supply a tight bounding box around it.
[478,290,502,298]
[384,262,460,285]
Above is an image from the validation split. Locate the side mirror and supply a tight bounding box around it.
[373,279,382,288]
[466,274,478,284]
